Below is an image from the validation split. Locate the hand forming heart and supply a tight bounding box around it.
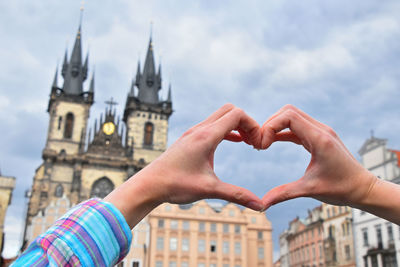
[106,103,384,228]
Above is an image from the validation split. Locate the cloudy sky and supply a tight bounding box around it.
[1,0,400,260]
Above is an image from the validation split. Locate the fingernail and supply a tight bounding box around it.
[248,201,264,211]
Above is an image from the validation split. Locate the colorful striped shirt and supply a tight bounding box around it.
[12,199,132,267]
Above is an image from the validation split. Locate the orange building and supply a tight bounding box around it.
[287,206,325,267]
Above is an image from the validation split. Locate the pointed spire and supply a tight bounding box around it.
[167,83,172,102]
[52,66,58,88]
[89,72,95,93]
[135,61,141,87]
[143,37,156,78]
[88,127,92,143]
[83,52,89,81]
[61,50,68,77]
[94,119,98,133]
[129,78,135,97]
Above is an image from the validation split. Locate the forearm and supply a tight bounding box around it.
[355,173,400,224]
[104,165,164,229]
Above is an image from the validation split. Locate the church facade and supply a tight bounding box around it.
[24,22,173,246]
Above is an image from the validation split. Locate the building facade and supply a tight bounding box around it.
[321,203,355,267]
[278,230,289,267]
[352,136,400,267]
[286,206,325,267]
[0,174,16,257]
[353,136,400,267]
[132,200,273,267]
[24,19,173,248]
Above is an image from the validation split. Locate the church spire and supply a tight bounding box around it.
[89,71,95,93]
[136,35,161,104]
[61,49,68,77]
[167,83,172,103]
[52,66,58,88]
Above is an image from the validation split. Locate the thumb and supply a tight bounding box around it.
[211,180,264,211]
[262,179,307,209]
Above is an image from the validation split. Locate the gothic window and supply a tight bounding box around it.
[64,113,74,139]
[144,122,154,146]
[55,184,63,197]
[90,177,114,199]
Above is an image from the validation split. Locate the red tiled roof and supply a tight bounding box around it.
[390,149,400,167]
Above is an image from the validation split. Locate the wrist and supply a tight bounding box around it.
[104,168,164,228]
[352,171,379,210]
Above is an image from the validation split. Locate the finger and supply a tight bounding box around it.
[224,132,244,142]
[261,108,320,150]
[275,131,302,145]
[193,103,236,130]
[212,107,261,148]
[262,179,307,209]
[211,181,264,211]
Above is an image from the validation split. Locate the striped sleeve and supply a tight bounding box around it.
[12,199,132,267]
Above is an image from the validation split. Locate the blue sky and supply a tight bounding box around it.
[1,0,400,260]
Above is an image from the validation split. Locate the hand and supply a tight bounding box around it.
[260,104,377,209]
[105,104,264,228]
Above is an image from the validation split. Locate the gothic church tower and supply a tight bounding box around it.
[124,37,173,163]
[24,18,173,249]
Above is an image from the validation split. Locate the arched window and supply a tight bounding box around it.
[144,122,154,146]
[64,113,74,139]
[55,184,64,197]
[90,177,114,199]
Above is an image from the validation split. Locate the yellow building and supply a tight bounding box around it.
[120,201,273,267]
[321,204,355,267]
[0,174,16,255]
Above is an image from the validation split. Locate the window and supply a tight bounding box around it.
[170,237,177,251]
[210,240,217,252]
[210,223,217,232]
[182,221,190,230]
[345,245,351,260]
[199,222,205,232]
[376,225,382,248]
[143,122,154,146]
[332,207,336,216]
[157,237,164,250]
[158,219,164,228]
[54,184,63,197]
[223,224,229,233]
[57,116,62,130]
[64,113,74,138]
[210,264,217,267]
[327,209,331,218]
[312,245,316,260]
[169,262,176,267]
[258,247,264,259]
[223,241,229,254]
[251,217,256,223]
[199,207,205,214]
[156,262,163,267]
[234,225,241,234]
[258,231,263,240]
[223,264,229,267]
[229,209,235,217]
[165,205,171,211]
[182,238,189,252]
[198,264,205,267]
[132,261,140,267]
[319,245,323,259]
[198,239,205,253]
[234,242,241,255]
[170,220,178,229]
[362,228,369,247]
[181,263,188,267]
[387,223,394,241]
[117,261,125,267]
[90,177,114,198]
